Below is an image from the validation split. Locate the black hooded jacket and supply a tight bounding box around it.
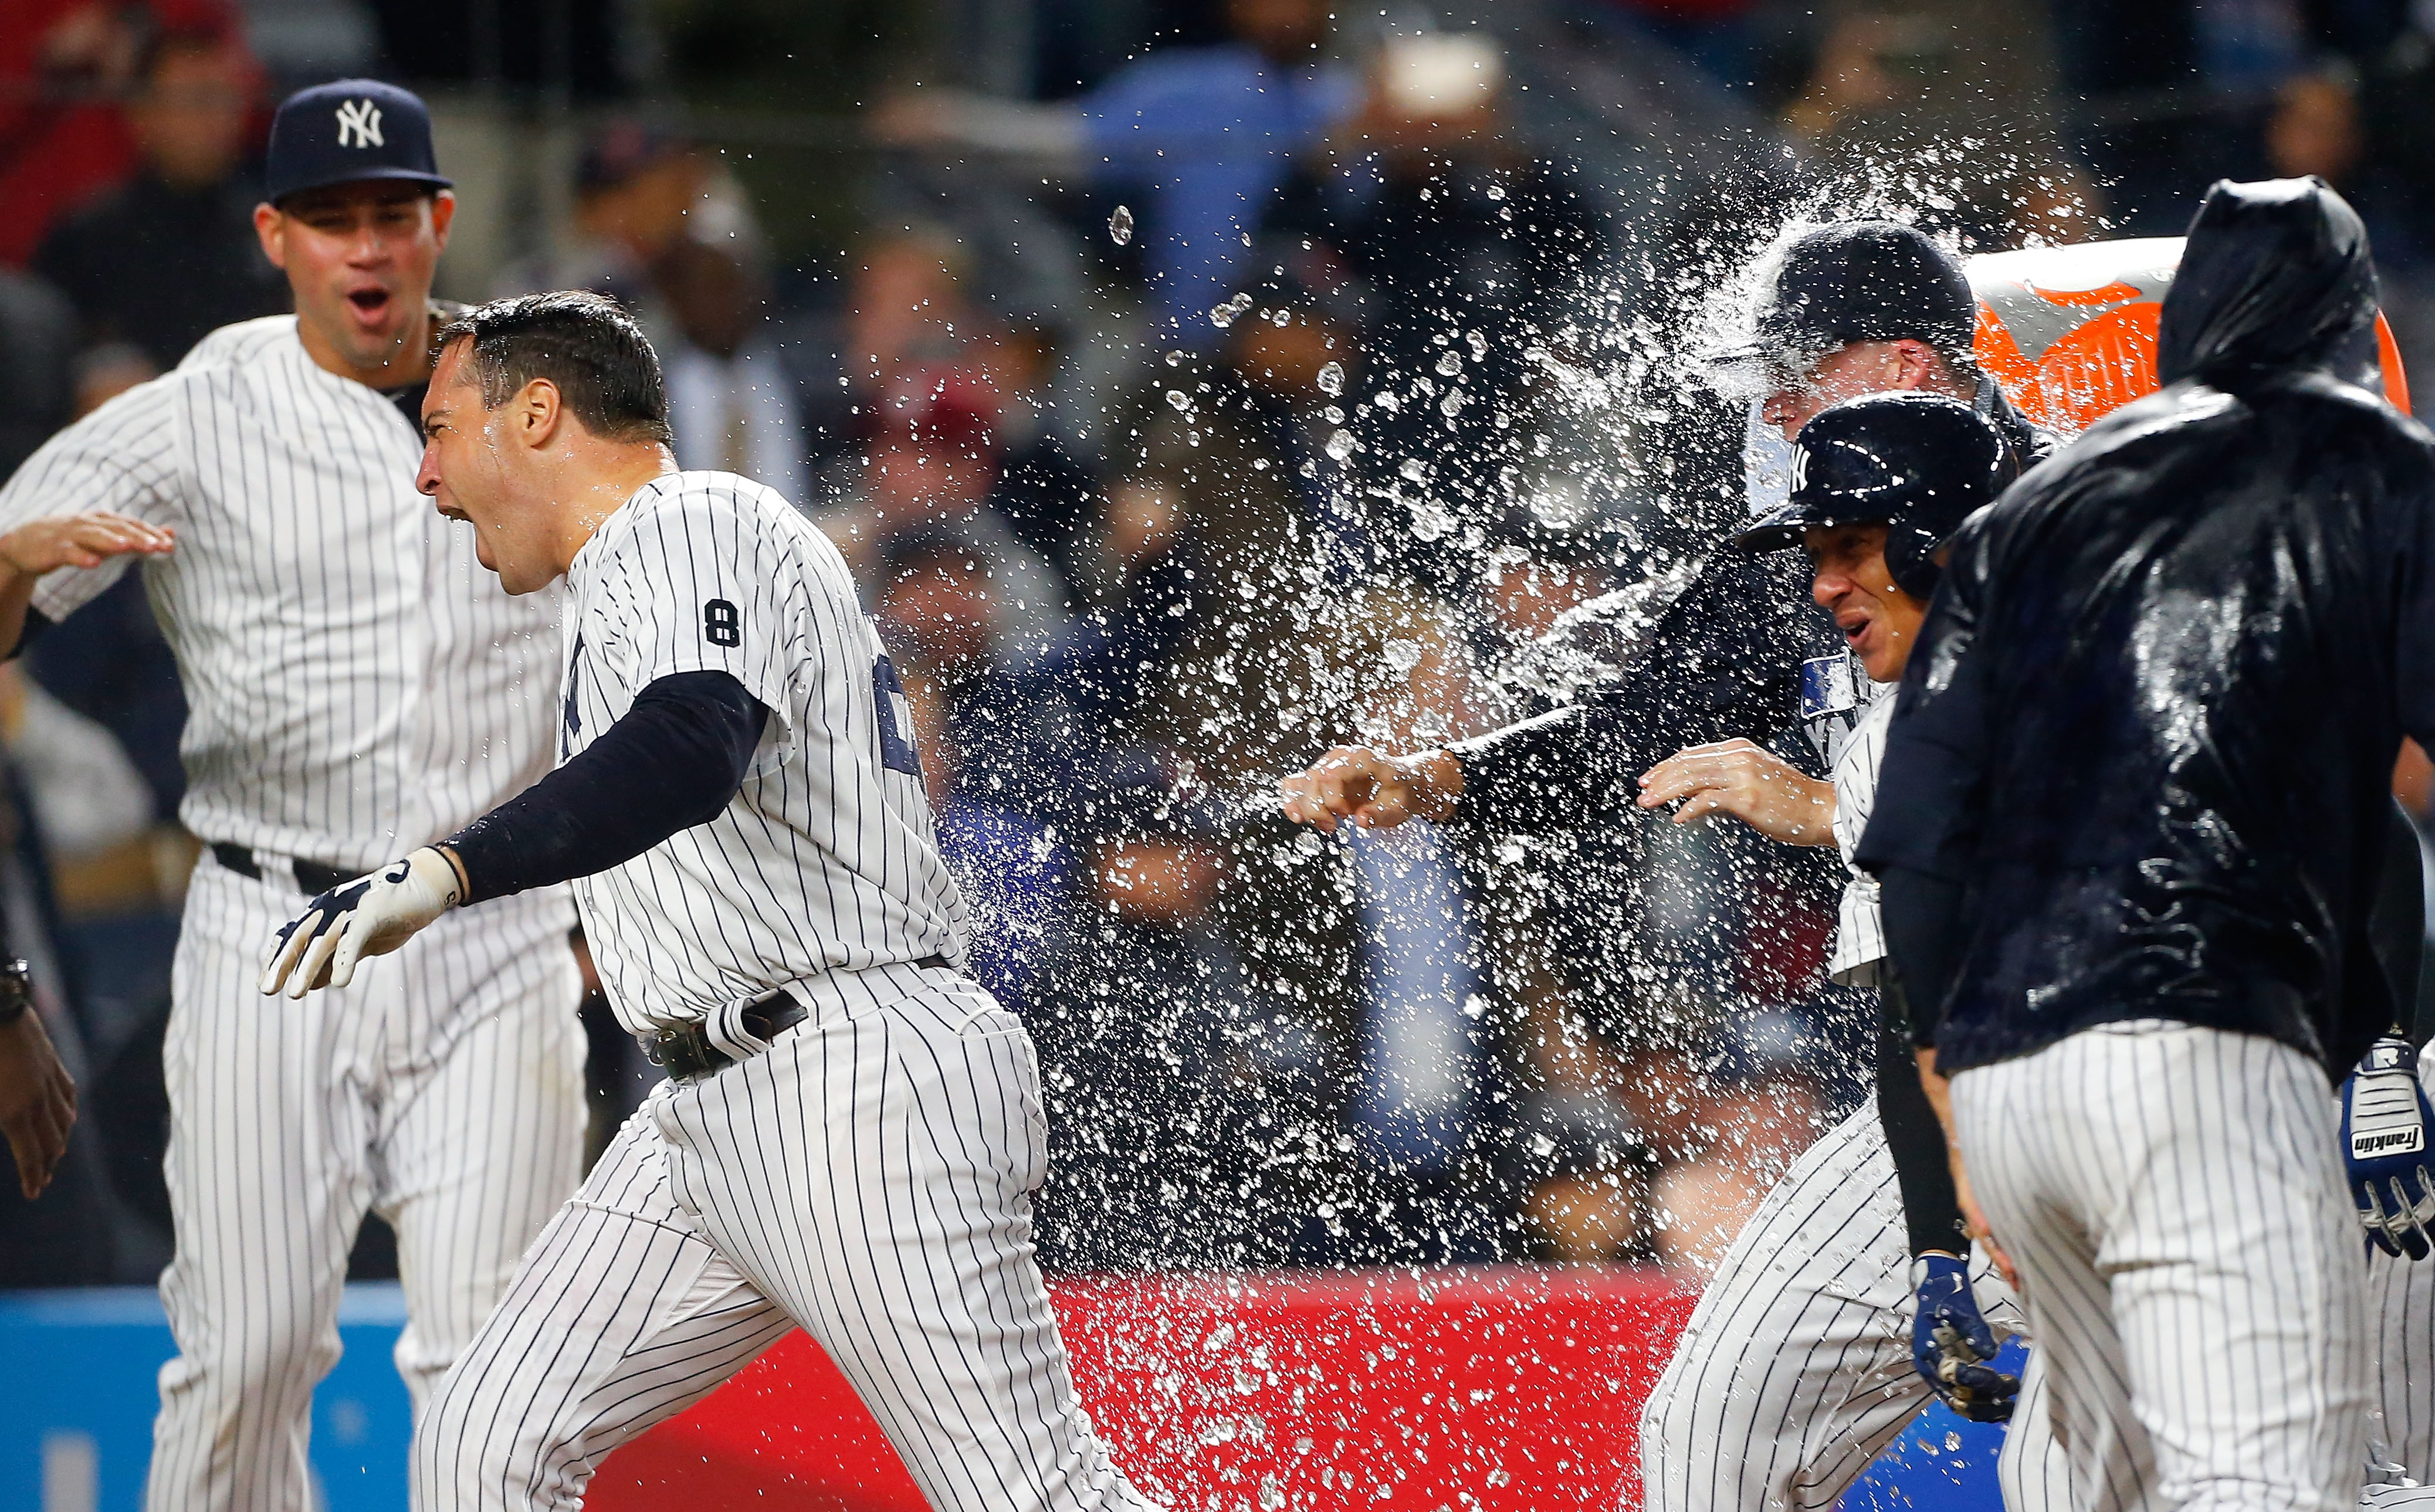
[1859,178,2435,1079]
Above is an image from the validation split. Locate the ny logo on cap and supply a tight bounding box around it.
[334,99,384,150]
[1790,443,1811,493]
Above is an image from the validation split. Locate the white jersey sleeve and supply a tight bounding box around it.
[0,375,189,621]
[1826,689,1896,986]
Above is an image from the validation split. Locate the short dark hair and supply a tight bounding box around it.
[435,291,674,445]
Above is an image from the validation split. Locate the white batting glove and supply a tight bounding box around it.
[258,847,463,999]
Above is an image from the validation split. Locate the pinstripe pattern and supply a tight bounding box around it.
[0,313,588,1511]
[417,473,1147,1509]
[1826,691,1893,987]
[2369,1243,2435,1490]
[1639,1104,2067,1512]
[417,964,1158,1512]
[1952,1024,2370,1512]
[0,316,567,871]
[556,471,967,1030]
[2365,1047,2435,1489]
[154,857,585,1510]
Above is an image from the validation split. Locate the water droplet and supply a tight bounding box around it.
[1316,360,1345,396]
[1210,291,1254,328]
[1107,205,1133,245]
[1467,330,1488,361]
[1164,349,1186,367]
[1166,389,1192,413]
[1398,457,1428,483]
[1323,405,1344,425]
[1383,638,1423,674]
[1325,429,1355,462]
[1440,389,1467,418]
[1407,497,1454,542]
[1434,350,1464,377]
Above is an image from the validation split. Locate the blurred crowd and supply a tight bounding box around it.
[6,0,2435,1287]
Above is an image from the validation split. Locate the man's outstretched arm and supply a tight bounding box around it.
[260,671,768,997]
[1278,550,1815,836]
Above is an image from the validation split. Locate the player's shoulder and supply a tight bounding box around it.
[174,314,302,375]
[597,470,838,574]
[617,469,812,540]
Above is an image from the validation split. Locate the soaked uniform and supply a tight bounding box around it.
[1640,679,2070,1512]
[1865,179,2435,1512]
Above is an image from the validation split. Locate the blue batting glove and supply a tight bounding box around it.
[2342,1036,2435,1261]
[1911,1253,2017,1422]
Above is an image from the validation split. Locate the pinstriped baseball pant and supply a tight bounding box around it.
[149,856,588,1512]
[1952,1023,2369,1512]
[1638,1102,2070,1512]
[414,960,1161,1512]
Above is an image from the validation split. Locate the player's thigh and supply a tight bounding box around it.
[158,862,378,1354]
[1996,1347,2073,1512]
[2091,1030,2368,1510]
[382,925,587,1383]
[1643,1108,1924,1512]
[659,986,1153,1512]
[2370,1242,2435,1483]
[416,1100,791,1511]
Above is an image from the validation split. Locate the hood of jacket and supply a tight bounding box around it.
[2155,177,2381,391]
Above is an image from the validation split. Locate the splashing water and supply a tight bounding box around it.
[1316,360,1346,397]
[1210,291,1255,329]
[1108,204,1134,245]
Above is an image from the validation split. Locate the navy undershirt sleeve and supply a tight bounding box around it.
[445,670,770,905]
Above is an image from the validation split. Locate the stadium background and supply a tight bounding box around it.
[1,0,2431,1507]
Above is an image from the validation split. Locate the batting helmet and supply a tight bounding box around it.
[1736,391,2018,600]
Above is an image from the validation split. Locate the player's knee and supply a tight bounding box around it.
[413,1370,529,1510]
[174,1308,341,1401]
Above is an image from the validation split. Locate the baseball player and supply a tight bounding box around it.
[0,82,585,1510]
[1863,177,2435,1512]
[1278,221,2062,1512]
[1627,391,2064,1512]
[259,290,1160,1512]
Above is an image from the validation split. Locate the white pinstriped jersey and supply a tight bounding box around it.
[1826,686,1895,986]
[557,470,968,1032]
[0,314,565,872]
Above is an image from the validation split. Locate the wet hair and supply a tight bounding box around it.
[435,291,674,446]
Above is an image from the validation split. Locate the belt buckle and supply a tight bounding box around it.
[642,1025,724,1084]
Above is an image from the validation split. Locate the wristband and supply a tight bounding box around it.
[0,957,33,1026]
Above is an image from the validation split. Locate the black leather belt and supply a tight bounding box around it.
[211,842,356,896]
[641,955,953,1083]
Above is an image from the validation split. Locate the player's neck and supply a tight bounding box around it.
[297,302,438,390]
[549,446,680,575]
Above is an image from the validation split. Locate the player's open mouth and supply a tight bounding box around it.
[348,289,392,318]
[1840,615,1872,649]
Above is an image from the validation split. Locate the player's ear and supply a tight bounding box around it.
[254,202,287,271]
[516,378,562,450]
[428,190,456,254]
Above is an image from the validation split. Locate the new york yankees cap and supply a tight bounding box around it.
[1706,221,1976,384]
[265,79,452,204]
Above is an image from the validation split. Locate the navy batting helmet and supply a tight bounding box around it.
[1736,391,2018,599]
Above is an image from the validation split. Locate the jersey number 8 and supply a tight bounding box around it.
[703,598,741,647]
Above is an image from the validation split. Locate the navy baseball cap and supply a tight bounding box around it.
[1707,221,1976,382]
[264,79,452,204]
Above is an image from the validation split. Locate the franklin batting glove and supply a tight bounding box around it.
[1910,1253,2017,1422]
[2342,1035,2435,1260]
[258,847,463,999]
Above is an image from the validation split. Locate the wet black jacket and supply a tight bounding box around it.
[1860,178,2435,1078]
[1450,380,2048,829]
